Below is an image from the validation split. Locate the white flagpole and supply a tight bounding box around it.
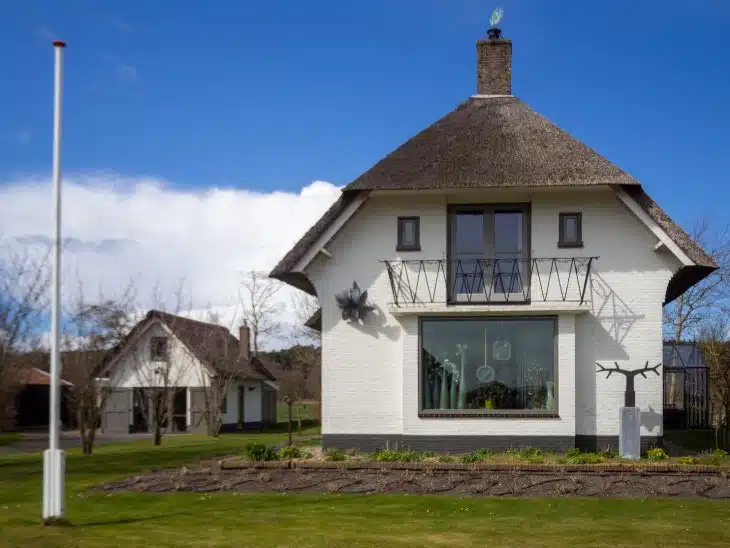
[43,39,66,522]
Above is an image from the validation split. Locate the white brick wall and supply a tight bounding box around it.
[306,187,680,439]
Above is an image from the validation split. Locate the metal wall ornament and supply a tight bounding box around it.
[335,281,375,322]
[596,361,661,407]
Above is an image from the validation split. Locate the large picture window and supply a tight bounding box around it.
[420,317,556,415]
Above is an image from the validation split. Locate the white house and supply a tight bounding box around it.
[101,310,279,434]
[270,28,717,453]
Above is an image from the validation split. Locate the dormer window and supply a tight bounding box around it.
[558,213,583,248]
[150,336,169,361]
[397,217,420,251]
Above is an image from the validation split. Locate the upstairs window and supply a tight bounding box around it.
[397,216,421,251]
[150,336,169,361]
[558,213,583,248]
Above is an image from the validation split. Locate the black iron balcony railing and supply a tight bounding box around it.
[382,257,597,307]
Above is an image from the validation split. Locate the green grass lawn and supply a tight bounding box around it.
[1,429,729,547]
[277,400,319,423]
[0,432,22,446]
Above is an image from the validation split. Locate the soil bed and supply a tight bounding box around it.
[94,459,730,498]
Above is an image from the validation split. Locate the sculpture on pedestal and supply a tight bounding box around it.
[596,361,661,459]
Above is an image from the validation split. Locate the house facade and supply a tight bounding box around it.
[101,310,278,434]
[271,30,716,453]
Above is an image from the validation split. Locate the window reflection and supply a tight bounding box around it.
[421,318,556,412]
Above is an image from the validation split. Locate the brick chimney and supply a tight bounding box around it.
[476,27,512,96]
[239,323,250,360]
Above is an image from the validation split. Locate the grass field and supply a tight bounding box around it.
[0,432,22,446]
[1,430,730,547]
[277,400,319,423]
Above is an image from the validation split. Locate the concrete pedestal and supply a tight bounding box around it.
[619,407,641,460]
[42,449,65,520]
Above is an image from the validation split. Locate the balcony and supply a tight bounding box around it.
[382,257,597,308]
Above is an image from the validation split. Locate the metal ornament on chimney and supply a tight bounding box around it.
[488,7,504,40]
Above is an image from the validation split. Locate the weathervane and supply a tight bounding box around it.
[488,7,504,40]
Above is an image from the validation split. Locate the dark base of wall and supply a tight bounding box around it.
[323,434,664,454]
[575,435,662,453]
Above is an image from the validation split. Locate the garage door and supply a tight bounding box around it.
[189,388,207,434]
[102,388,131,433]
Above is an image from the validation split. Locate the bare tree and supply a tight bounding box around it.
[698,319,730,449]
[0,245,50,430]
[663,219,730,341]
[62,281,136,454]
[131,284,195,446]
[193,308,248,437]
[289,290,320,346]
[239,270,282,354]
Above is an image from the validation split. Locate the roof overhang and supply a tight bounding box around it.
[304,308,322,333]
[613,186,693,267]
[291,191,369,273]
[270,191,369,295]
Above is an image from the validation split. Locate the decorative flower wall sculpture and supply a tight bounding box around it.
[335,281,375,322]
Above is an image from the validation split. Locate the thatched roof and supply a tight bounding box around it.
[345,97,638,191]
[104,310,277,382]
[270,96,716,303]
[304,308,322,333]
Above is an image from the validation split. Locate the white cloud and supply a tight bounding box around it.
[0,172,340,348]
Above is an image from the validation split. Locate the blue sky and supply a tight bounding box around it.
[1,0,729,228]
[0,0,729,228]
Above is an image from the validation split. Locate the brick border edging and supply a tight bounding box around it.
[219,459,729,475]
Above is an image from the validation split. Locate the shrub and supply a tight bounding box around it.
[325,447,346,461]
[244,442,278,462]
[461,448,494,464]
[567,452,604,465]
[555,457,568,464]
[677,456,699,465]
[599,448,618,459]
[345,448,359,457]
[645,447,668,462]
[566,447,582,458]
[517,447,543,461]
[505,448,519,456]
[423,451,436,458]
[699,449,729,466]
[437,455,456,463]
[374,449,421,462]
[278,445,303,460]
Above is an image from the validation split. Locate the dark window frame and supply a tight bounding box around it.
[150,336,169,361]
[418,316,559,418]
[446,203,532,304]
[558,212,583,248]
[396,216,421,252]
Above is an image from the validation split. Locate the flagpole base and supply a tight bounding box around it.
[42,449,65,521]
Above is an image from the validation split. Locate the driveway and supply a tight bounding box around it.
[0,431,153,454]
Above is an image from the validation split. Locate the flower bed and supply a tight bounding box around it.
[93,446,730,498]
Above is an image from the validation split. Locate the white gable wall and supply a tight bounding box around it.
[306,187,680,443]
[110,321,211,389]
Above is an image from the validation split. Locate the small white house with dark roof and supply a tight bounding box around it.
[101,310,279,434]
[271,28,716,453]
